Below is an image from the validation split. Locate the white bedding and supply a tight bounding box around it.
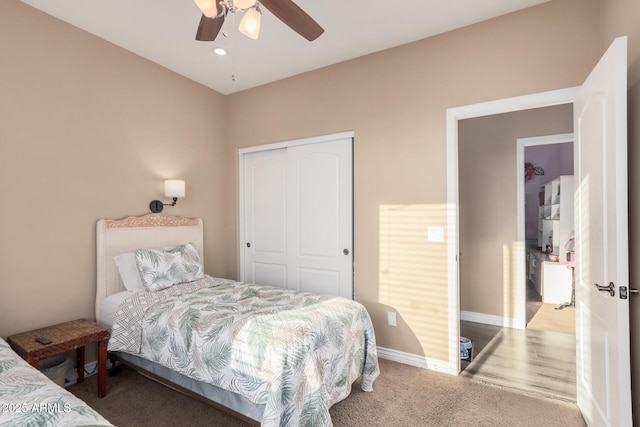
[97,291,133,328]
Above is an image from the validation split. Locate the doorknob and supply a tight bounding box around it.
[343,249,349,255]
[594,282,615,297]
[246,242,251,248]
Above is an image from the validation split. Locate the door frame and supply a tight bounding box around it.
[517,133,574,326]
[445,88,578,374]
[238,130,355,283]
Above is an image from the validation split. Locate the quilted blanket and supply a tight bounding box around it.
[109,276,380,427]
[0,338,112,427]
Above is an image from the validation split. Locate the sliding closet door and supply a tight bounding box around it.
[287,139,353,299]
[241,135,353,299]
[243,148,288,287]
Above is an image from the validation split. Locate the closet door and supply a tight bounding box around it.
[287,139,353,299]
[241,136,353,299]
[243,148,288,287]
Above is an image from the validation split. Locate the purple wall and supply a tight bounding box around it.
[525,142,574,242]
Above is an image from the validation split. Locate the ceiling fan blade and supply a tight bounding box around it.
[195,3,225,42]
[196,14,225,41]
[259,0,324,41]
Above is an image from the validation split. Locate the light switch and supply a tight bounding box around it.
[387,311,397,327]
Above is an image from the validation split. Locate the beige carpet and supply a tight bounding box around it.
[527,303,575,335]
[68,358,585,427]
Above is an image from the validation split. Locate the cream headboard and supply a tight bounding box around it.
[96,213,204,320]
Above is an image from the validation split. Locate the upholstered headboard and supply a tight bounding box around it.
[95,213,204,320]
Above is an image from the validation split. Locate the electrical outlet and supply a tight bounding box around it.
[387,311,397,327]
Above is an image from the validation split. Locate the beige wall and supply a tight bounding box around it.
[0,1,229,338]
[600,0,640,423]
[6,0,637,414]
[226,0,601,360]
[458,104,573,318]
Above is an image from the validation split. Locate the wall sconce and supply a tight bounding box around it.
[149,180,185,213]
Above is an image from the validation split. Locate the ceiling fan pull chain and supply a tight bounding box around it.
[231,10,237,81]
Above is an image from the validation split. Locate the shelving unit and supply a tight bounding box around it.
[537,175,574,262]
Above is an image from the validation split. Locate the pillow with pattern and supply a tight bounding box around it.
[134,242,204,292]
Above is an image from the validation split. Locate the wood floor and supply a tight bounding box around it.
[460,282,576,402]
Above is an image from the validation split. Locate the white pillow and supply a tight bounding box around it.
[114,252,146,292]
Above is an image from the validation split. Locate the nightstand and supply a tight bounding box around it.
[7,318,110,397]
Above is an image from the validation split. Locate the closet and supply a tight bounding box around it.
[240,134,354,299]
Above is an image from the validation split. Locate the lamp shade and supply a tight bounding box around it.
[165,180,185,198]
[194,0,218,17]
[238,8,261,40]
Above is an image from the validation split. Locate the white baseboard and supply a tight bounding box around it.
[63,359,113,388]
[377,346,457,376]
[84,359,114,376]
[377,311,526,377]
[460,310,521,328]
[85,360,100,376]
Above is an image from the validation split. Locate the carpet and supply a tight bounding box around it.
[527,303,575,335]
[68,358,585,427]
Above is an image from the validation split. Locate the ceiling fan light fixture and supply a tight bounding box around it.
[194,0,218,17]
[238,7,261,40]
[234,0,257,9]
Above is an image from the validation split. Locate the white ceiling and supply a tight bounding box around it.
[20,0,549,95]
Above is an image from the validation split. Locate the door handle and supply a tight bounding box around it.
[343,249,350,255]
[594,282,615,297]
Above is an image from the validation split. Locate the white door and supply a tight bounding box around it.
[243,148,288,287]
[574,36,631,426]
[241,135,353,299]
[287,139,353,299]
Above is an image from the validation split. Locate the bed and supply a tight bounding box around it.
[96,213,379,427]
[0,337,113,427]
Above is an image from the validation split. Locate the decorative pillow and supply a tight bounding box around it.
[114,252,146,292]
[134,242,204,292]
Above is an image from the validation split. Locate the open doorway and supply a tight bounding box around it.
[447,37,631,425]
[520,135,575,335]
[456,106,576,401]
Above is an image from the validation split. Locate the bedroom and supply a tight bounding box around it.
[1,0,639,425]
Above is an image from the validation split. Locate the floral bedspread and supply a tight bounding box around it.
[109,276,380,427]
[0,338,112,427]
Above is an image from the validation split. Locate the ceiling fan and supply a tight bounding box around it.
[194,0,324,42]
